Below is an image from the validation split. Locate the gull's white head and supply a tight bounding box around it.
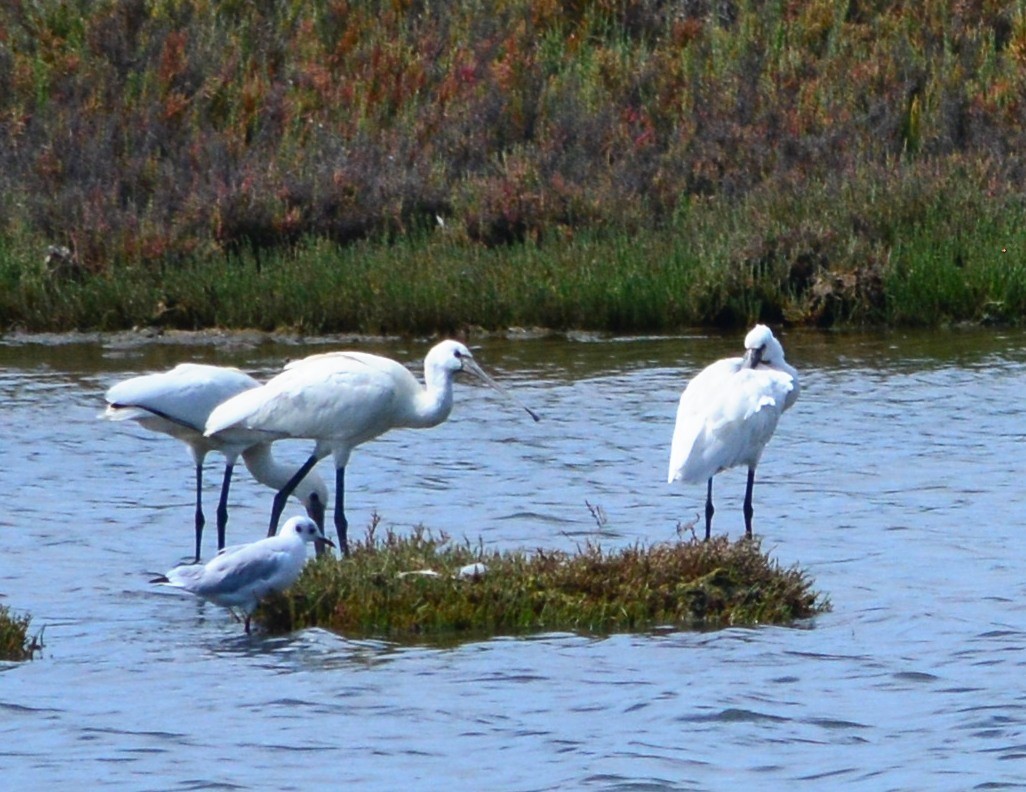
[279,515,333,547]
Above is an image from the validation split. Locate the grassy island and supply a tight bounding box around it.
[256,527,827,639]
[0,605,38,662]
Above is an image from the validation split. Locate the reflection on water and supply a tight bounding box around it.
[2,328,1026,789]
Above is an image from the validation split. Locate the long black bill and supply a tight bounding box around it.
[462,357,541,422]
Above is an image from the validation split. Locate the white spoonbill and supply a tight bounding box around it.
[151,515,331,633]
[204,340,540,555]
[667,324,799,540]
[104,363,328,561]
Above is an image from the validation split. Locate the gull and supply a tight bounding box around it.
[151,515,331,633]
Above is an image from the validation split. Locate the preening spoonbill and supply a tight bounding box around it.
[104,364,328,560]
[205,340,540,555]
[667,325,799,539]
[151,515,331,633]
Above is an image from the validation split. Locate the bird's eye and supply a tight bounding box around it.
[454,349,463,359]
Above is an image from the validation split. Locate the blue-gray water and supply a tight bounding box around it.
[2,329,1026,790]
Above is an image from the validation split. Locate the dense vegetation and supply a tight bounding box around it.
[2,0,1025,332]
[256,526,826,638]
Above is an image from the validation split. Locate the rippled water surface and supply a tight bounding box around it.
[3,328,1026,790]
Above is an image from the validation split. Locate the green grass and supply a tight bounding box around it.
[885,215,1026,326]
[4,158,1025,333]
[0,604,39,662]
[3,3,1026,332]
[255,525,828,640]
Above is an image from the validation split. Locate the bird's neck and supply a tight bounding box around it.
[770,357,798,382]
[408,370,455,428]
[242,443,299,491]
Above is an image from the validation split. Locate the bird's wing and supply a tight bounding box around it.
[744,368,796,420]
[103,403,159,423]
[283,351,408,377]
[205,381,285,438]
[206,354,407,443]
[194,541,300,604]
[773,362,800,412]
[283,351,374,371]
[667,358,741,482]
[161,563,208,591]
[106,364,258,431]
[668,357,798,483]
[694,368,794,472]
[208,545,288,585]
[215,541,253,558]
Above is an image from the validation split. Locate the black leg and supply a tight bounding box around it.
[308,492,325,534]
[193,464,205,563]
[268,454,319,537]
[215,463,234,551]
[335,466,349,556]
[308,492,329,557]
[704,477,714,541]
[743,466,755,537]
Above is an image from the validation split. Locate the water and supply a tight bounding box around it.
[2,328,1026,790]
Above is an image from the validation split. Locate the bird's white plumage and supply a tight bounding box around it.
[205,341,469,469]
[668,325,798,485]
[668,362,795,483]
[204,340,533,554]
[105,363,260,462]
[207,357,406,465]
[155,515,325,630]
[667,325,798,538]
[104,363,327,502]
[103,363,329,556]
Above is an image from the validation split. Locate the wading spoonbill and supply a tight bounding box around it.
[205,341,539,555]
[104,364,328,560]
[667,325,799,539]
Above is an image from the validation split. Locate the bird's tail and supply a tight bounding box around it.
[148,573,170,584]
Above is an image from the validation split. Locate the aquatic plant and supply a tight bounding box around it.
[0,604,39,662]
[256,525,828,639]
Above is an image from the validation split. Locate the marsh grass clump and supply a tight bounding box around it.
[256,527,827,640]
[0,604,39,662]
